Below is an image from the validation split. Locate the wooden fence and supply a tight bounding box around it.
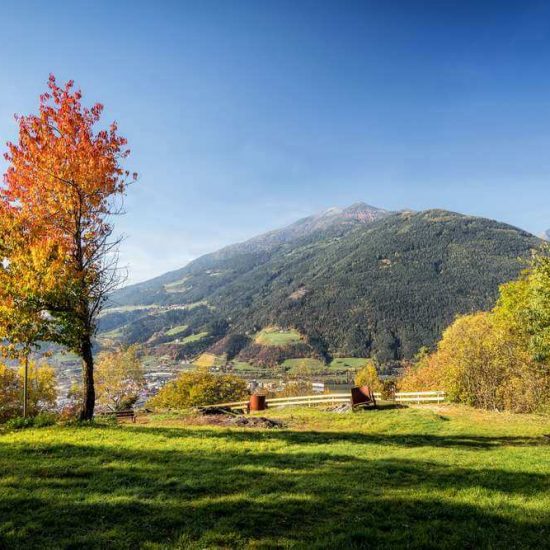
[209,390,446,410]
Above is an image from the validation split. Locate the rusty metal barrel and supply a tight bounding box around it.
[351,385,376,408]
[249,394,267,412]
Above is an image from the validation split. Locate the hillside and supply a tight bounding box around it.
[101,206,541,364]
[110,202,390,307]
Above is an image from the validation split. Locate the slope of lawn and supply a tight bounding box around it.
[329,357,371,369]
[281,358,326,372]
[165,324,189,336]
[254,326,302,346]
[0,405,548,549]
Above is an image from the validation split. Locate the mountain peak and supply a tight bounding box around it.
[344,201,383,211]
[316,202,388,220]
[290,202,390,233]
[187,202,393,265]
[342,202,389,221]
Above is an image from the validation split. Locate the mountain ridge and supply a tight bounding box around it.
[110,202,392,306]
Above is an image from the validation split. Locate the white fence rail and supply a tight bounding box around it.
[392,391,446,403]
[208,391,446,409]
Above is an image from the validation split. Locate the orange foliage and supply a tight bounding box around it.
[0,75,136,419]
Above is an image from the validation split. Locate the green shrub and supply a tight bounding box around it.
[33,412,58,427]
[148,370,248,409]
[272,380,313,397]
[380,379,397,400]
[354,361,382,391]
[5,417,34,430]
[5,412,57,430]
[0,362,57,423]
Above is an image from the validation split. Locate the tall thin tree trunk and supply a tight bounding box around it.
[80,335,95,420]
[23,353,29,419]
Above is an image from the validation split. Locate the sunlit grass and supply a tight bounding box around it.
[254,326,302,346]
[179,331,208,344]
[329,357,370,369]
[0,405,548,548]
[281,358,325,370]
[165,324,189,336]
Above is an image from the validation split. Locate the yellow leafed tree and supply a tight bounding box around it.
[0,362,56,422]
[95,345,145,411]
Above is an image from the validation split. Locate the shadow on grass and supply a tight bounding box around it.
[127,424,549,449]
[0,428,548,549]
[373,402,408,410]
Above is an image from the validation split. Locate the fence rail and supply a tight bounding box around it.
[208,391,446,410]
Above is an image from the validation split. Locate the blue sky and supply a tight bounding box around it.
[1,1,549,283]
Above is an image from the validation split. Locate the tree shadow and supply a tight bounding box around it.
[126,424,549,449]
[0,429,548,549]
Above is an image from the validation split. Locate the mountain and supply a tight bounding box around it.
[544,229,550,241]
[101,206,541,365]
[111,202,390,306]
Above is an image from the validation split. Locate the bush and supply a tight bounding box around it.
[380,379,397,400]
[148,370,248,409]
[0,362,57,423]
[354,361,382,391]
[399,309,550,413]
[33,412,58,427]
[58,403,81,423]
[95,345,145,412]
[272,381,313,397]
[5,412,57,430]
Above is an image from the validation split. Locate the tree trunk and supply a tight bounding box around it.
[80,335,95,420]
[23,354,29,419]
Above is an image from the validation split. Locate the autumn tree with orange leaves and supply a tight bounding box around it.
[0,75,136,419]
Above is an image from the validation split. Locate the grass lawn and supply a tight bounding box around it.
[254,326,302,346]
[0,405,548,549]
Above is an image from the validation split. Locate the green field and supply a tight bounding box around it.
[194,353,226,368]
[99,304,160,315]
[98,326,125,341]
[165,324,189,336]
[254,327,302,346]
[329,357,370,369]
[179,331,208,344]
[282,357,326,373]
[230,360,257,371]
[0,405,548,548]
[163,277,189,293]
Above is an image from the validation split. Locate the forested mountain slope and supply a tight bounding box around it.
[101,207,541,363]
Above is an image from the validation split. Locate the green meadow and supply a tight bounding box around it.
[329,357,371,369]
[165,325,189,337]
[0,405,548,549]
[253,327,302,346]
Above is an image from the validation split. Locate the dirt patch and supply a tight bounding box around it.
[193,407,286,428]
[195,414,285,429]
[228,416,285,429]
[325,403,352,413]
